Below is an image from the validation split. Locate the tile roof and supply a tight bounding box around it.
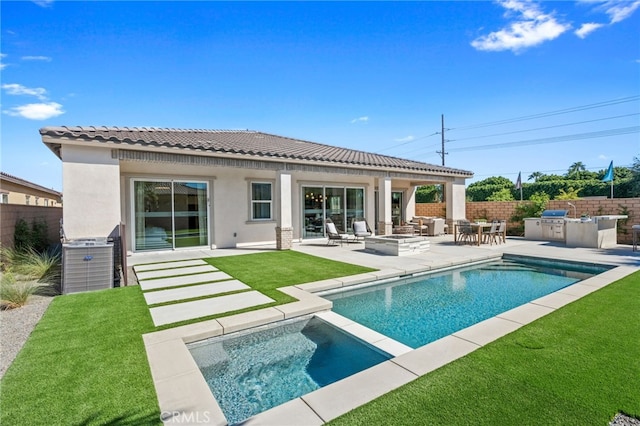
[40,126,472,176]
[0,171,62,197]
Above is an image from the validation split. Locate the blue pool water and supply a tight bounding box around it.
[188,316,391,424]
[324,257,609,349]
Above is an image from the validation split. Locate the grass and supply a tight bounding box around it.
[206,250,377,304]
[0,286,161,425]
[0,273,42,309]
[329,270,640,425]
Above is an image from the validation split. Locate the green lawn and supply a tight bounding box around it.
[0,251,375,425]
[329,270,640,425]
[0,286,161,425]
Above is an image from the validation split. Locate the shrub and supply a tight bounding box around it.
[0,273,42,310]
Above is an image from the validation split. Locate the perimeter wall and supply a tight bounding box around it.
[0,204,62,249]
[416,197,639,245]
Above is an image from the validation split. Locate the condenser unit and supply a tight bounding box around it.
[62,239,114,294]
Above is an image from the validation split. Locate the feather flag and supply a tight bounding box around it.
[601,161,614,182]
[515,172,522,190]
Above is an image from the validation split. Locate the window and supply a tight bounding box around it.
[251,182,272,220]
[44,199,49,206]
[25,195,30,205]
[35,197,39,206]
[1,194,7,204]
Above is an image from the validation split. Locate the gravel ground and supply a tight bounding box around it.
[0,295,53,379]
[611,414,640,426]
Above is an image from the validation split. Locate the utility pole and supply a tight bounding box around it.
[436,114,448,166]
[435,114,449,203]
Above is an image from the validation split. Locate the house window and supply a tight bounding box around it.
[35,197,40,206]
[25,195,30,205]
[1,193,7,204]
[251,182,272,220]
[44,199,49,206]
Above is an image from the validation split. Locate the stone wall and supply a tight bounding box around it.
[0,204,62,249]
[416,197,639,245]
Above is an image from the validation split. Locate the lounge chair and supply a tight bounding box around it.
[326,220,349,246]
[352,220,372,241]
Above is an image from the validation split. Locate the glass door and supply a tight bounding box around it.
[303,187,324,238]
[133,180,209,251]
[325,187,345,232]
[173,182,208,248]
[391,191,403,226]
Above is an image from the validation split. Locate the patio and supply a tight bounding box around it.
[130,236,639,425]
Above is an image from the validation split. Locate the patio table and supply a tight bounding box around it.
[453,222,500,246]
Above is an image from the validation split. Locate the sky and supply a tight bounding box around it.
[1,0,639,192]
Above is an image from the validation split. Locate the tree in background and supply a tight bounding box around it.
[567,161,586,178]
[630,157,640,197]
[487,188,515,201]
[528,171,544,182]
[555,187,580,200]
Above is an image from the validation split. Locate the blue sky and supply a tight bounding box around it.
[2,0,639,192]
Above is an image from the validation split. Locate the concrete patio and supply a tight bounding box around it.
[133,236,639,426]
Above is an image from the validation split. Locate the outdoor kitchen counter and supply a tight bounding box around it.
[565,215,628,248]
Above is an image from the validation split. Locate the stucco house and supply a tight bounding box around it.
[40,126,472,253]
[0,171,62,207]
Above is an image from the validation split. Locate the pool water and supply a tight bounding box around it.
[324,257,609,349]
[188,316,391,424]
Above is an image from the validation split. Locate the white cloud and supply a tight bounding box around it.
[575,22,604,38]
[2,83,48,100]
[21,55,52,62]
[350,116,369,124]
[600,0,640,23]
[394,135,415,143]
[4,102,64,120]
[471,0,571,53]
[32,0,54,7]
[0,53,7,70]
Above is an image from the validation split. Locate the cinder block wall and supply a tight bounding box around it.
[417,198,639,244]
[0,204,62,249]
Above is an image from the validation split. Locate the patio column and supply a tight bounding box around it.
[378,177,393,235]
[446,178,466,227]
[275,170,293,250]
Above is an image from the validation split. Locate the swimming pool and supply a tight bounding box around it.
[323,256,610,349]
[188,316,391,424]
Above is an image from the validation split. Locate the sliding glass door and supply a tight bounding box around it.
[134,180,209,251]
[302,186,365,238]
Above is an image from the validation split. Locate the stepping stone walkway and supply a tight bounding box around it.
[133,260,275,327]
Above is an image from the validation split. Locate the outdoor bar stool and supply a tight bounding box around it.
[633,225,640,252]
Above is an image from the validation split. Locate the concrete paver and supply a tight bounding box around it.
[143,280,249,305]
[139,271,232,291]
[149,291,274,326]
[135,265,218,280]
[133,259,208,272]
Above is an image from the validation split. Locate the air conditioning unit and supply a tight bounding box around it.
[62,238,114,294]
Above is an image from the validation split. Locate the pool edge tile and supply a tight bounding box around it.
[392,335,480,376]
[301,360,418,423]
[452,316,523,347]
[242,398,324,426]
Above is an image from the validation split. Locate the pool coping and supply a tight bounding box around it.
[142,254,635,425]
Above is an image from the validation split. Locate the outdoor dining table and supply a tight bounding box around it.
[453,222,503,246]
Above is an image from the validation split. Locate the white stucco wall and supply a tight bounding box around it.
[446,178,467,221]
[62,145,121,239]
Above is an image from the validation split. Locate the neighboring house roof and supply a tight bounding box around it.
[0,171,62,198]
[40,126,473,177]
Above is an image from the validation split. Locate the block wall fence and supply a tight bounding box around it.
[0,204,62,249]
[416,197,639,245]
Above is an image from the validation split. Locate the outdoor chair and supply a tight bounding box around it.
[457,220,476,245]
[482,220,500,245]
[352,220,372,241]
[496,220,507,243]
[326,220,349,246]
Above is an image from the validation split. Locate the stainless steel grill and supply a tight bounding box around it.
[540,210,568,241]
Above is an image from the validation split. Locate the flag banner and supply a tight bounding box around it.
[515,172,522,190]
[602,161,614,182]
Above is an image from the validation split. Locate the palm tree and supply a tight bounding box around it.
[528,171,544,182]
[567,162,586,178]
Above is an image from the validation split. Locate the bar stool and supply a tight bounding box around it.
[633,225,640,252]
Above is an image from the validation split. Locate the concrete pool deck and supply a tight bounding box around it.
[133,237,639,425]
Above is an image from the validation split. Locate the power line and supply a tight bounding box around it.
[447,126,640,153]
[449,113,640,143]
[448,95,640,132]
